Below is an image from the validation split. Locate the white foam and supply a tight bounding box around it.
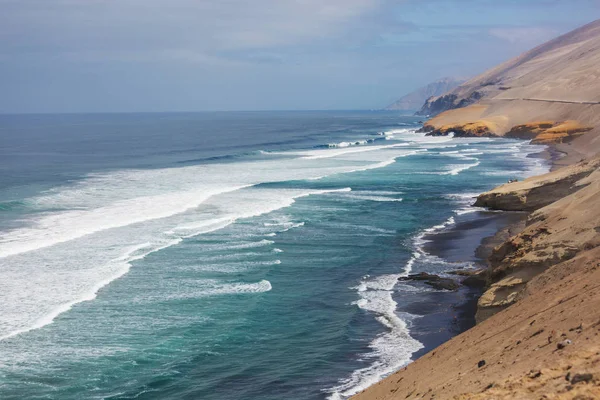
[445,192,484,216]
[294,143,411,160]
[327,139,373,148]
[328,270,423,399]
[3,123,423,341]
[327,190,403,203]
[326,137,551,399]
[423,216,455,234]
[442,161,481,175]
[0,185,357,341]
[216,239,275,250]
[183,260,282,273]
[150,280,273,301]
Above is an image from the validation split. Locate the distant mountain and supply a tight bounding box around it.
[419,19,600,118]
[385,77,465,112]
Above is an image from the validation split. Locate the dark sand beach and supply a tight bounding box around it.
[397,210,528,360]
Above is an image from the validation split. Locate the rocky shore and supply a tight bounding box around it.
[352,19,600,400]
[352,150,600,400]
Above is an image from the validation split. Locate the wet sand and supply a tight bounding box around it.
[398,210,527,360]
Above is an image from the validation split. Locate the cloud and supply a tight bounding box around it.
[0,0,382,59]
[0,0,595,112]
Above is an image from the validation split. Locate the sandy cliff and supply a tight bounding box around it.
[475,158,600,322]
[354,246,600,400]
[353,157,600,400]
[419,19,600,164]
[354,19,600,400]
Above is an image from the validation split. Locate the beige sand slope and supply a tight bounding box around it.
[354,20,600,400]
[420,19,600,163]
[353,161,600,400]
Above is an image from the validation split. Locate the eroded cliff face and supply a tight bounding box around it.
[474,158,600,322]
[353,247,600,400]
[416,91,483,117]
[506,121,593,144]
[352,160,600,400]
[474,158,600,211]
[420,117,593,144]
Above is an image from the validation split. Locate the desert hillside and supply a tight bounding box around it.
[353,159,600,400]
[354,19,600,400]
[419,19,600,164]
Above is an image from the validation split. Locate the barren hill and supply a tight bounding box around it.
[354,19,600,400]
[420,19,600,163]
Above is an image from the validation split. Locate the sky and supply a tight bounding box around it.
[0,0,598,113]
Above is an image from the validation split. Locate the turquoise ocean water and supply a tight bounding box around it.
[0,111,547,399]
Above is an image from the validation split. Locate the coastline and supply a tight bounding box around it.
[351,20,600,399]
[352,143,555,398]
[400,204,529,361]
[402,140,549,359]
[353,139,600,399]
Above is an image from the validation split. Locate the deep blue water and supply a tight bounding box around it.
[0,111,548,399]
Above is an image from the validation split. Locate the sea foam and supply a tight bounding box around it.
[0,136,425,341]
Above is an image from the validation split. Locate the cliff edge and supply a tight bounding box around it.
[352,158,600,400]
[354,19,600,400]
[419,19,600,164]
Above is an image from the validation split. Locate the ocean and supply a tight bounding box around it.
[0,111,548,399]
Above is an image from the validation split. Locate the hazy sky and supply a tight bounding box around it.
[0,0,598,113]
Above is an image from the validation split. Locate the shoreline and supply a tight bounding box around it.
[372,142,554,392]
[353,139,600,399]
[402,208,528,361]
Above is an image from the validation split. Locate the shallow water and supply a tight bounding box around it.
[0,111,547,399]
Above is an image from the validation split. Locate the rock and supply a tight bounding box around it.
[421,120,498,138]
[399,272,459,291]
[474,158,600,212]
[461,274,487,288]
[478,360,486,368]
[417,91,483,117]
[528,370,542,379]
[449,269,487,288]
[571,373,593,384]
[472,160,600,323]
[506,120,593,144]
[476,275,527,323]
[557,339,572,349]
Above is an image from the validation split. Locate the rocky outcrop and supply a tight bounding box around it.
[416,90,483,117]
[474,158,600,211]
[506,120,593,144]
[419,120,498,138]
[474,158,600,322]
[386,77,465,112]
[449,269,487,288]
[399,272,460,291]
[419,117,593,143]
